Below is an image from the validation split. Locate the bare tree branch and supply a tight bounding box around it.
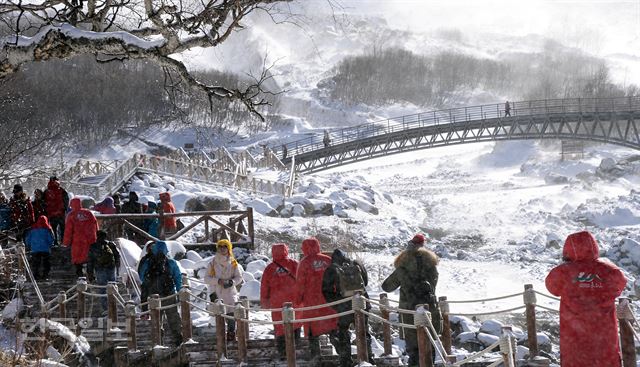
[0,0,294,119]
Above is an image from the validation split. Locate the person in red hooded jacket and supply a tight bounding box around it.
[260,243,302,360]
[158,192,177,234]
[44,176,69,246]
[295,237,337,365]
[545,231,627,367]
[63,198,99,277]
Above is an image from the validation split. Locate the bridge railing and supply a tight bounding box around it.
[281,96,640,158]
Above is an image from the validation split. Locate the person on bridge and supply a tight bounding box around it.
[44,176,69,246]
[205,239,244,341]
[87,230,121,314]
[504,100,511,117]
[63,197,99,278]
[382,234,441,367]
[25,215,54,281]
[323,130,332,148]
[281,144,288,160]
[322,249,375,367]
[10,184,35,241]
[295,237,337,366]
[260,243,302,360]
[545,231,626,367]
[140,240,183,345]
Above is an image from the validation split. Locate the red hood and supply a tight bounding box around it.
[301,237,320,257]
[563,231,599,262]
[272,243,289,261]
[47,180,60,191]
[32,215,52,230]
[159,192,171,202]
[70,197,82,211]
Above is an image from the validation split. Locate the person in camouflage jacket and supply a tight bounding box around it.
[382,234,441,367]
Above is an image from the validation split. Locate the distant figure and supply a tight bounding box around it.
[137,242,154,317]
[159,192,177,234]
[295,237,337,365]
[282,144,288,160]
[0,193,12,231]
[92,197,117,215]
[260,243,301,360]
[63,197,99,278]
[121,191,143,244]
[382,234,441,366]
[205,239,244,341]
[87,230,121,314]
[111,193,122,214]
[545,231,626,367]
[10,184,35,240]
[143,202,160,238]
[322,249,374,366]
[323,130,331,148]
[25,215,54,281]
[44,176,69,246]
[504,101,511,117]
[32,189,47,219]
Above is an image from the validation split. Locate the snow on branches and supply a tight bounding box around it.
[0,0,292,119]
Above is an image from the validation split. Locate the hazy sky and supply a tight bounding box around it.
[325,0,640,55]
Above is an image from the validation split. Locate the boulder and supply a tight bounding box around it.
[184,195,231,212]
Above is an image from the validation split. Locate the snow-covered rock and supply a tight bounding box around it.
[239,280,261,301]
[184,195,231,212]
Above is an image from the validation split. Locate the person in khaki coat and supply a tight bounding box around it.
[382,234,440,367]
[205,239,244,340]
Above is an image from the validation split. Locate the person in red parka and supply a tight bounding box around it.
[63,198,99,277]
[260,243,302,360]
[545,231,627,367]
[9,184,35,240]
[44,176,69,246]
[158,192,177,234]
[295,237,337,365]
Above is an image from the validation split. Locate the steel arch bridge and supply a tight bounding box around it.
[280,97,640,174]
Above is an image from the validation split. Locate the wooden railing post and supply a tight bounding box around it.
[240,296,250,339]
[380,293,392,356]
[107,282,118,326]
[618,298,637,367]
[212,299,227,358]
[235,302,247,362]
[415,304,433,367]
[438,296,451,354]
[179,285,192,341]
[353,292,369,363]
[247,207,255,248]
[282,302,296,367]
[125,301,137,351]
[76,278,87,336]
[149,294,162,346]
[58,291,67,319]
[500,326,516,367]
[523,284,538,358]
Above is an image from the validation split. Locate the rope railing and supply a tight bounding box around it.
[450,305,527,317]
[534,290,560,302]
[447,291,524,304]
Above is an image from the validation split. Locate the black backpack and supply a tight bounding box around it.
[336,260,365,297]
[146,254,175,295]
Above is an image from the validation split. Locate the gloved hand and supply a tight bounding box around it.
[223,279,234,289]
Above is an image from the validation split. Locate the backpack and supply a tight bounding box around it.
[96,242,116,268]
[336,260,365,297]
[146,254,175,295]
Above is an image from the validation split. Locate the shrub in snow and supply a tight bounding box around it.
[184,195,231,212]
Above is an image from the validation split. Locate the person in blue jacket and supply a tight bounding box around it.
[139,241,183,345]
[25,215,54,280]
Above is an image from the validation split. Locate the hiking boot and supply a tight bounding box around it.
[226,331,235,342]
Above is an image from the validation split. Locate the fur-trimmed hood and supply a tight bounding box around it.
[394,247,439,268]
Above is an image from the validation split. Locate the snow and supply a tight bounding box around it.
[1,298,23,320]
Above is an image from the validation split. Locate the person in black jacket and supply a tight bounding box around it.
[87,230,121,314]
[322,249,374,367]
[382,234,441,367]
[121,191,143,244]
